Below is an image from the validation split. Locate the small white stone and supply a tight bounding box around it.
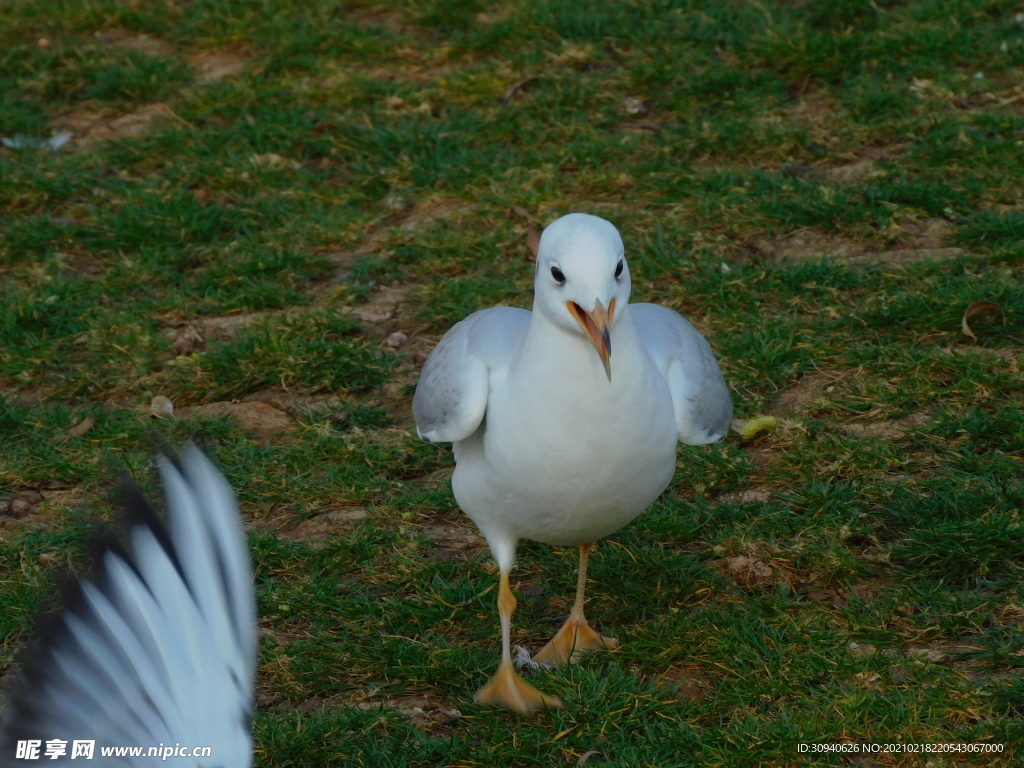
[384,331,408,348]
[623,96,647,115]
[150,395,174,417]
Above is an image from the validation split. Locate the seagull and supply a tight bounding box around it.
[0,446,255,766]
[413,213,732,715]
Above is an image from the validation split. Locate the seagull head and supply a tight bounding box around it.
[533,213,630,380]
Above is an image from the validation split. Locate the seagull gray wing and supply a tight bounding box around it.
[413,306,531,443]
[0,445,255,767]
[632,303,732,445]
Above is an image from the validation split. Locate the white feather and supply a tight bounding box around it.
[1,445,255,767]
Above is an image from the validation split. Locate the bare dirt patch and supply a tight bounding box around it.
[841,412,930,440]
[1,382,56,407]
[753,229,865,262]
[709,554,850,602]
[848,579,891,602]
[355,693,461,730]
[759,90,849,146]
[825,158,886,184]
[782,91,836,127]
[396,197,475,230]
[740,443,787,477]
[707,542,847,598]
[54,102,180,145]
[319,41,454,90]
[335,281,433,422]
[417,522,487,562]
[257,505,369,545]
[750,218,962,265]
[766,370,843,417]
[322,64,447,88]
[94,29,175,57]
[156,307,312,353]
[348,5,413,34]
[863,245,964,265]
[0,490,45,520]
[349,197,474,247]
[346,285,412,324]
[176,401,294,436]
[892,217,954,246]
[191,310,286,339]
[411,466,454,489]
[868,217,961,264]
[0,488,86,538]
[40,489,87,509]
[708,555,790,589]
[375,364,421,425]
[0,488,86,520]
[657,664,712,703]
[220,391,375,433]
[189,51,250,82]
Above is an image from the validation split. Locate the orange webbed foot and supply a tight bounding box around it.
[474,660,563,715]
[533,617,619,667]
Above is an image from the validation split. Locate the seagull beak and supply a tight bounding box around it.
[567,299,615,381]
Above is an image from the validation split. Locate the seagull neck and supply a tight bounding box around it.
[521,302,641,374]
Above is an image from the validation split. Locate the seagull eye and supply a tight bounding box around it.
[615,261,624,278]
[551,266,566,284]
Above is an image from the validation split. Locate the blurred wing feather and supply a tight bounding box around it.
[1,445,254,767]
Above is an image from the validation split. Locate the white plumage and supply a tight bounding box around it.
[415,213,731,568]
[413,212,732,714]
[1,446,255,766]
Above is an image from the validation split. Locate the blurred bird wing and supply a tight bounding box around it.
[1,445,255,767]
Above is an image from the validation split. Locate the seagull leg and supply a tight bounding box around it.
[533,542,620,666]
[474,569,563,715]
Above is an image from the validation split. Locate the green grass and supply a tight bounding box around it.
[3,0,1024,765]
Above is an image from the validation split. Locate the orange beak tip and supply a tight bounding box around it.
[567,300,613,381]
